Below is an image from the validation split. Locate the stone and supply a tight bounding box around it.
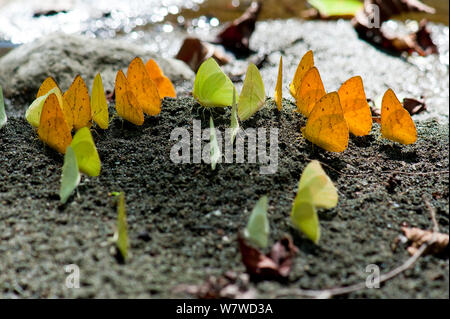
[0,33,194,106]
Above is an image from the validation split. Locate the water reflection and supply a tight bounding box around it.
[0,0,207,44]
[0,0,447,46]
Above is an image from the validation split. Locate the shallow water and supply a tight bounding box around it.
[0,0,447,46]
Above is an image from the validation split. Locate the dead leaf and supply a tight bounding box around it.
[174,271,257,299]
[370,105,381,123]
[175,37,231,72]
[402,227,449,256]
[238,233,298,280]
[403,97,427,115]
[214,1,262,56]
[352,0,437,56]
[105,89,114,102]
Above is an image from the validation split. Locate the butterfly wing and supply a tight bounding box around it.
[37,76,59,98]
[381,89,417,145]
[37,93,72,154]
[193,58,235,107]
[127,57,161,116]
[71,127,101,177]
[295,67,326,117]
[64,75,92,130]
[60,146,80,204]
[115,70,144,126]
[237,63,265,121]
[289,50,314,98]
[145,59,176,98]
[91,73,109,129]
[338,76,372,136]
[274,56,283,111]
[291,198,320,244]
[298,160,338,209]
[302,92,349,152]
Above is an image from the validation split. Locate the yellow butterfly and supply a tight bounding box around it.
[302,92,349,152]
[381,89,417,145]
[337,76,372,136]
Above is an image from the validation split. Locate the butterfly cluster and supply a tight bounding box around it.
[25,57,175,202]
[289,50,418,152]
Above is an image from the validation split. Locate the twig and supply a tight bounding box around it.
[424,196,439,233]
[273,200,439,299]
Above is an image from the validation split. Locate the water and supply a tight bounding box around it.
[0,0,447,47]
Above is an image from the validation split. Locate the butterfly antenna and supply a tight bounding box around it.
[91,127,100,137]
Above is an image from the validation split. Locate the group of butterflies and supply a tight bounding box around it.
[25,57,176,202]
[193,50,418,153]
[26,57,175,154]
[244,160,337,246]
[25,50,418,203]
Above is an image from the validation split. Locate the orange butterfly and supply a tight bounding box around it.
[115,69,144,126]
[37,93,72,154]
[381,89,417,145]
[302,92,349,152]
[295,66,326,117]
[37,77,74,129]
[274,56,283,111]
[145,59,176,98]
[338,76,372,136]
[289,50,314,98]
[63,75,92,130]
[127,57,161,116]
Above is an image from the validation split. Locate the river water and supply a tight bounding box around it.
[0,0,448,47]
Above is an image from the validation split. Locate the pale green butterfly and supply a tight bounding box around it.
[193,58,236,107]
[296,160,338,209]
[115,192,129,261]
[230,88,239,143]
[60,146,81,204]
[244,196,269,248]
[25,87,65,128]
[0,85,6,129]
[70,127,101,177]
[291,160,338,244]
[237,63,265,121]
[210,116,221,170]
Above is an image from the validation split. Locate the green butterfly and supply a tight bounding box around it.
[291,160,338,244]
[230,88,239,143]
[59,146,81,204]
[193,58,236,107]
[209,116,221,170]
[244,196,270,248]
[115,192,129,261]
[238,63,265,121]
[71,127,101,177]
[0,85,6,129]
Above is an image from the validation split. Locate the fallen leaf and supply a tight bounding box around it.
[214,1,262,55]
[403,97,427,115]
[238,233,298,280]
[175,37,231,72]
[402,227,449,256]
[305,0,363,19]
[174,271,257,299]
[352,0,437,56]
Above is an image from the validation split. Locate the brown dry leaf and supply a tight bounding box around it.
[403,97,427,115]
[173,271,256,299]
[214,1,262,55]
[175,37,231,72]
[402,227,449,256]
[238,233,298,280]
[370,105,381,123]
[352,0,437,56]
[370,95,425,124]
